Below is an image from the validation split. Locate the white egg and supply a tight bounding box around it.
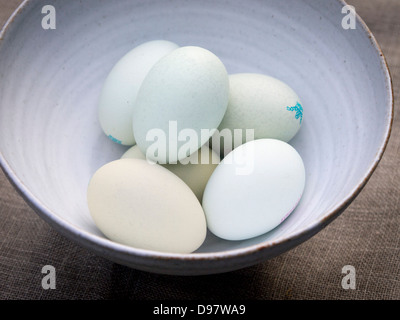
[98,40,179,146]
[87,158,207,253]
[213,73,303,157]
[202,139,305,241]
[132,46,229,163]
[121,144,220,202]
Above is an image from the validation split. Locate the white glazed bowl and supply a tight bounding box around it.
[0,0,393,275]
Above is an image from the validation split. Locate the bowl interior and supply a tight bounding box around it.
[0,0,391,255]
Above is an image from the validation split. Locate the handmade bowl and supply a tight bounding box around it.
[0,0,393,275]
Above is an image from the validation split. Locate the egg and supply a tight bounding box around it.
[132,46,229,164]
[212,73,303,157]
[202,139,305,241]
[121,144,220,202]
[98,40,179,146]
[87,158,207,253]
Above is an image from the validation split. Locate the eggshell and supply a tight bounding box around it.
[98,40,179,146]
[213,73,303,157]
[121,144,220,202]
[132,46,229,163]
[202,139,305,241]
[87,158,207,253]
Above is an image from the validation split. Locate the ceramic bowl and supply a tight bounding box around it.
[0,0,393,275]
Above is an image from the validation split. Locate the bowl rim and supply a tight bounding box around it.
[0,0,394,266]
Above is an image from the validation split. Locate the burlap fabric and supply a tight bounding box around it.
[0,0,399,300]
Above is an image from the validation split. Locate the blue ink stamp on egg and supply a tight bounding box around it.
[287,102,303,124]
[107,134,122,144]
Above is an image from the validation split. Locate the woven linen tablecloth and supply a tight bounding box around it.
[0,0,399,300]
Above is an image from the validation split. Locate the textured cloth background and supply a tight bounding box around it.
[0,0,399,300]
